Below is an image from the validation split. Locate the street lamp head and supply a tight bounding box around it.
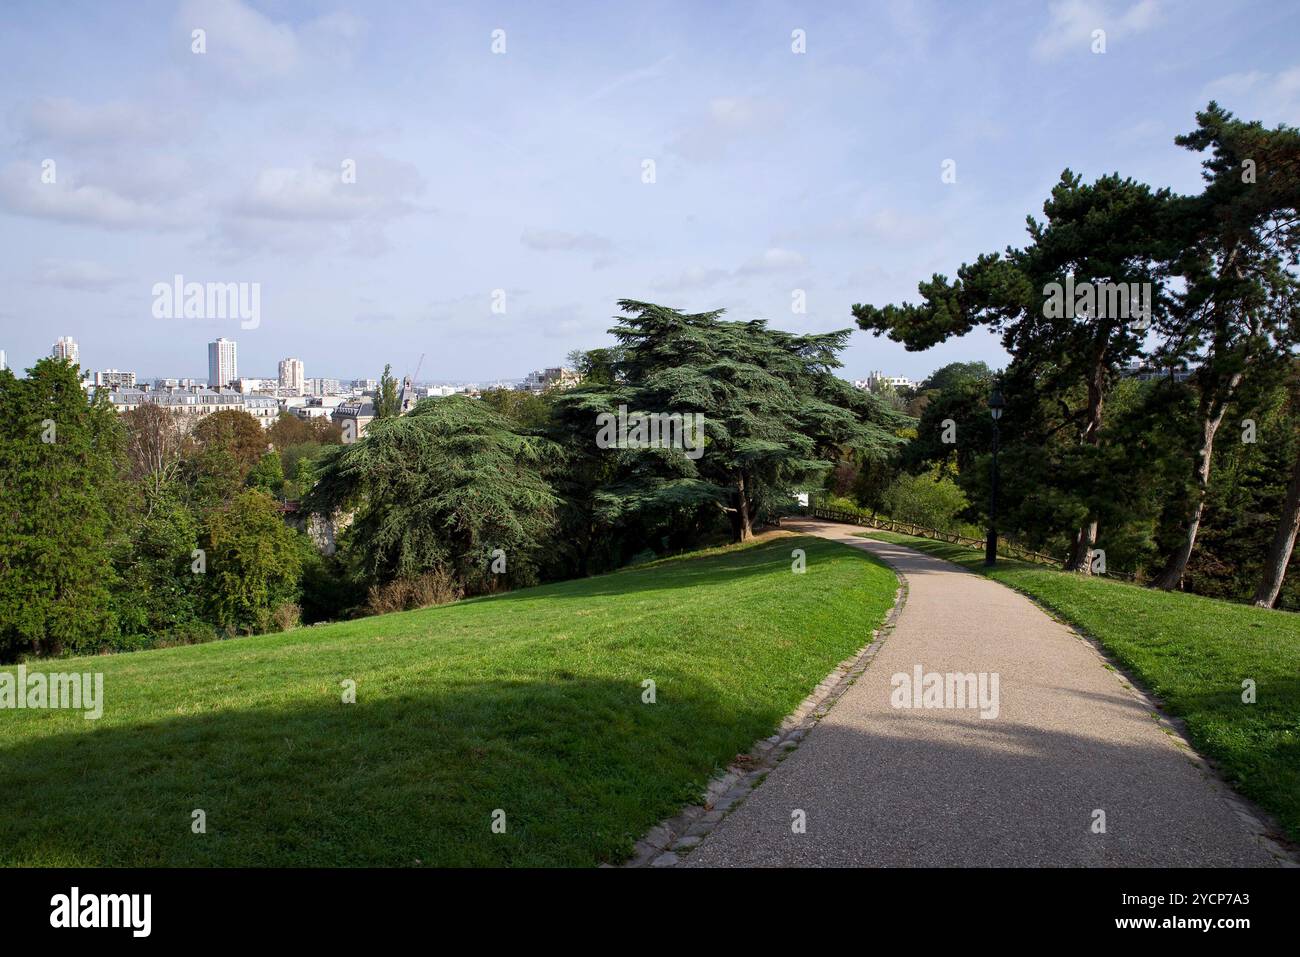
[989,388,1005,421]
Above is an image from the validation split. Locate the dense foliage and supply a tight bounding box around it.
[0,362,343,660]
[2,305,902,659]
[850,103,1300,608]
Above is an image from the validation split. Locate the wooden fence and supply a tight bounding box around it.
[805,505,1137,581]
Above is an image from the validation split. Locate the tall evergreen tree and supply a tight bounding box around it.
[306,395,561,590]
[375,364,401,420]
[0,358,126,658]
[565,301,908,543]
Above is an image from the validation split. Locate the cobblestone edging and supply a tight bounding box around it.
[621,557,910,868]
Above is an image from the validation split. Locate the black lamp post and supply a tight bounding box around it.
[985,388,1004,566]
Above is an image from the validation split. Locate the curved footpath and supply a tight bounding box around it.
[683,520,1289,867]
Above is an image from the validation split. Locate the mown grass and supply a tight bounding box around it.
[861,529,1300,841]
[0,534,896,867]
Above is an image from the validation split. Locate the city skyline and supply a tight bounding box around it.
[32,330,951,393]
[3,1,1298,381]
[32,331,596,390]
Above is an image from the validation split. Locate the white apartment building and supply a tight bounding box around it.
[154,377,202,390]
[309,377,342,396]
[104,386,278,430]
[52,336,79,365]
[208,338,238,388]
[95,369,136,388]
[242,394,279,429]
[291,396,346,420]
[279,357,306,394]
[857,371,915,393]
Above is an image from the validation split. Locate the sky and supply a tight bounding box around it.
[1,0,1298,384]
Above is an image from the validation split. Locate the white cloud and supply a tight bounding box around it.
[234,166,373,221]
[176,0,366,85]
[207,155,424,256]
[0,161,184,230]
[178,0,300,81]
[230,157,423,223]
[1032,0,1161,61]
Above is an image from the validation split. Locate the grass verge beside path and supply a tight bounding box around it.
[0,533,896,867]
[861,529,1300,843]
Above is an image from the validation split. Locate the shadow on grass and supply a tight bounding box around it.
[0,674,789,868]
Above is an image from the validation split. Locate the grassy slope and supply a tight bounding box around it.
[0,534,896,867]
[862,530,1300,841]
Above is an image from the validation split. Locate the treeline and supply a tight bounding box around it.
[0,301,905,660]
[0,358,354,660]
[848,103,1300,610]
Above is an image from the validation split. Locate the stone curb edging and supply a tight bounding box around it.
[621,541,909,868]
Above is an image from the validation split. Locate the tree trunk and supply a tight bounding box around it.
[731,473,753,542]
[1252,445,1300,607]
[1067,520,1098,573]
[1156,250,1254,591]
[1065,361,1105,572]
[1153,378,1239,590]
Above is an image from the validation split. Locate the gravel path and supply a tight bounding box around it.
[683,520,1286,867]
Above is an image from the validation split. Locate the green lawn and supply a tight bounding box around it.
[0,534,896,867]
[861,529,1300,841]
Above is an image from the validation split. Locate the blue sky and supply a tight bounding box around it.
[1,0,1297,383]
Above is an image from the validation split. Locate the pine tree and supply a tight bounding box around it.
[854,172,1174,570]
[1151,104,1300,589]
